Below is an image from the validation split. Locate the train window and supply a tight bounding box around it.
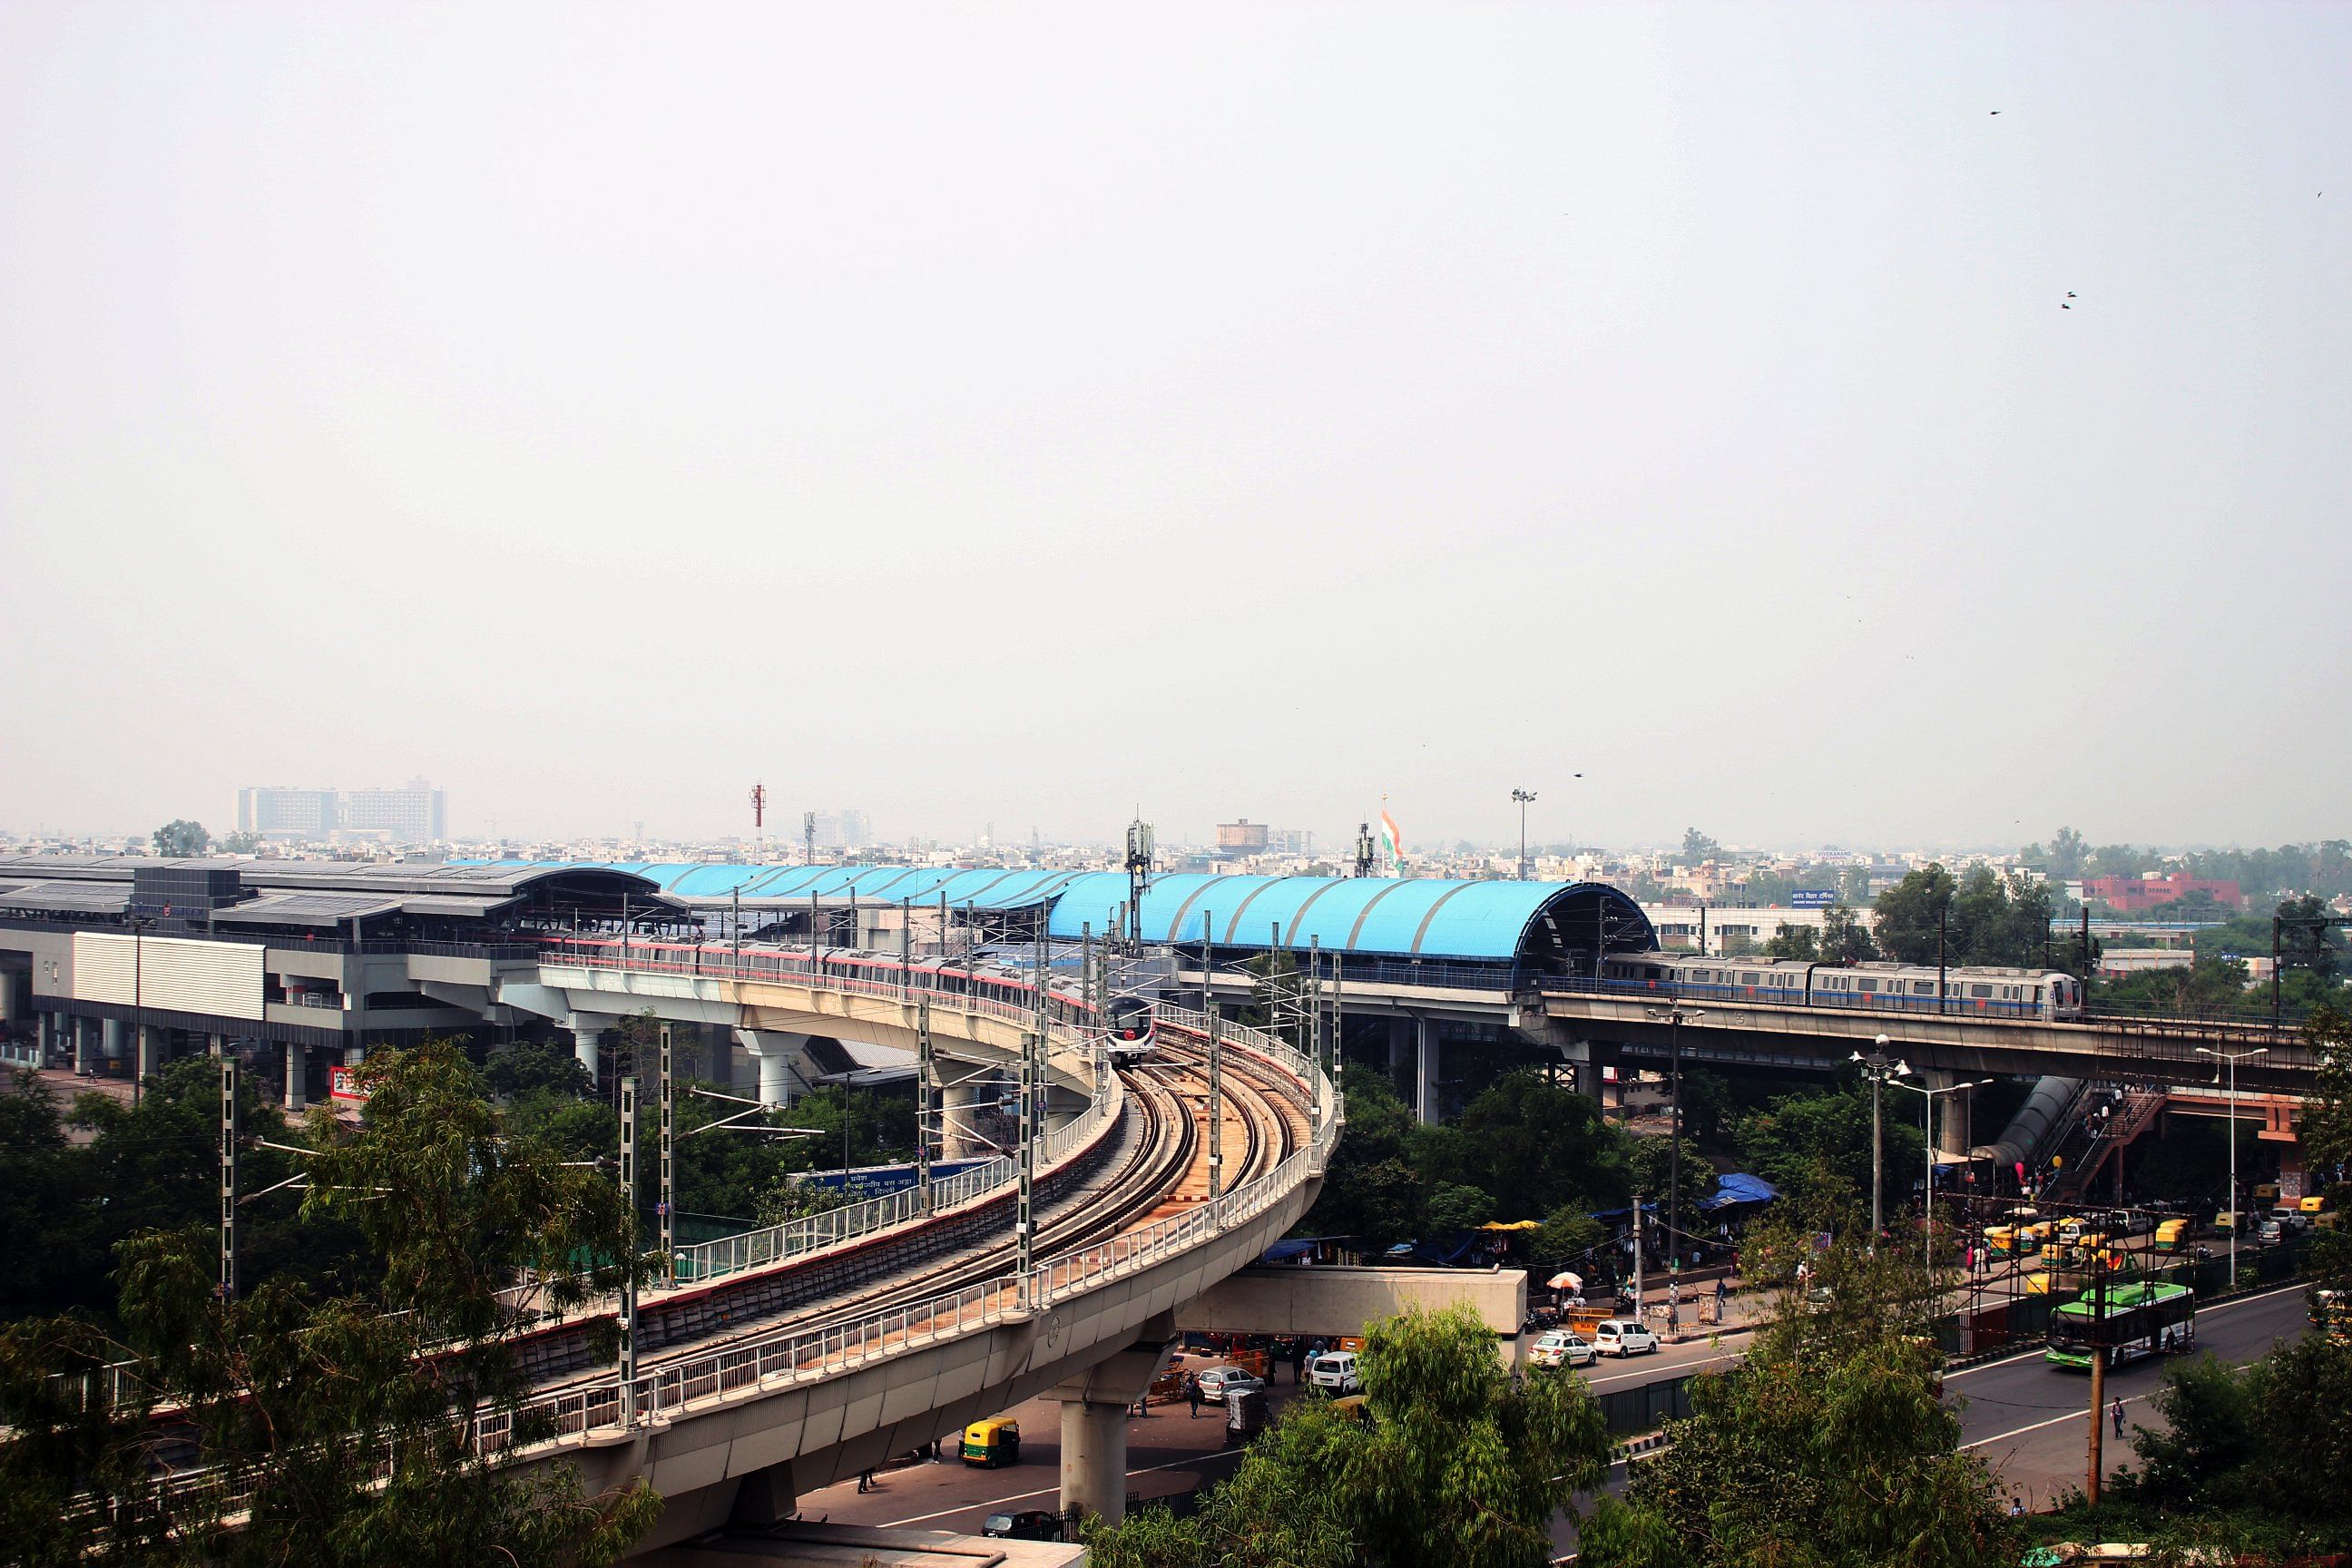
[1858,979,1877,993]
[1970,984,1991,998]
[1913,981,1934,994]
[1741,972,1759,985]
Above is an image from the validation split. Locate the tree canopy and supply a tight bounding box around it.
[1088,1303,1612,1568]
[150,818,211,858]
[0,1043,662,1568]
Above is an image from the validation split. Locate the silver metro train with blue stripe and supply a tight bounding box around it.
[1600,955,2085,1020]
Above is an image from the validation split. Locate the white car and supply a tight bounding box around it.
[1308,1351,1361,1394]
[1194,1366,1263,1399]
[1528,1330,1595,1369]
[1591,1319,1661,1357]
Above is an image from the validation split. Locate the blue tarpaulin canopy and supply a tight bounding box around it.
[1699,1172,1779,1210]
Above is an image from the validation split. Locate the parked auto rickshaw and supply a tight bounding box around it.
[1984,1226,2017,1259]
[961,1418,1022,1468]
[2154,1218,2190,1252]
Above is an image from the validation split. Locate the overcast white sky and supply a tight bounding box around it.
[2,4,2346,853]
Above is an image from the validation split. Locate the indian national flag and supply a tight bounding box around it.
[1378,808,1405,872]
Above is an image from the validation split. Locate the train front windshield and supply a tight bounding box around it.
[1109,999,1152,1039]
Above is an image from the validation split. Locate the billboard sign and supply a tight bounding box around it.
[329,1064,370,1104]
[1791,889,1836,909]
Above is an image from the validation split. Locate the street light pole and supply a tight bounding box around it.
[2197,1045,2269,1291]
[1645,1004,1706,1271]
[1511,789,1536,881]
[1850,1035,1905,1251]
[1891,1072,1991,1271]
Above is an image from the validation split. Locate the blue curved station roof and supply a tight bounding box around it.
[472,861,1093,910]
[1044,872,1651,963]
[474,862,1651,965]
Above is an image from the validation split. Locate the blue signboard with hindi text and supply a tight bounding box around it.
[1791,889,1836,909]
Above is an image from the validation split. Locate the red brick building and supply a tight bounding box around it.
[2082,873,2243,914]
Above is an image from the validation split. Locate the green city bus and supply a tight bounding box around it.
[2046,1280,2196,1370]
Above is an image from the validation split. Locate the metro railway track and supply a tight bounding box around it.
[522,1042,1289,1394]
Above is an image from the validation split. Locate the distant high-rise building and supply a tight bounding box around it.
[1216,819,1269,853]
[809,809,870,850]
[338,778,447,845]
[236,787,339,839]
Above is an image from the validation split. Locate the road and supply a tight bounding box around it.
[790,1286,2308,1544]
[793,1328,1761,1536]
[1947,1280,2309,1508]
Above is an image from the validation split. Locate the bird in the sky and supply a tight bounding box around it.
[2061,302,2071,309]
[1990,110,2000,115]
[2067,291,2077,298]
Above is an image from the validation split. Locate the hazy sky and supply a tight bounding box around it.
[3,4,2346,853]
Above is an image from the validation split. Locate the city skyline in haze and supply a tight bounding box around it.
[3,5,2347,850]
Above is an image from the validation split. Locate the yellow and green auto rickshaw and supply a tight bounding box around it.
[961,1418,1022,1468]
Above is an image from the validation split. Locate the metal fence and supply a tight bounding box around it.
[476,987,1342,1458]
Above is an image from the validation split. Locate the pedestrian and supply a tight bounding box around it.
[1289,1340,1308,1384]
[1715,1276,1729,1307]
[857,1467,876,1494]
[2009,1497,2025,1519]
[1185,1374,1202,1419]
[2112,1397,2125,1436]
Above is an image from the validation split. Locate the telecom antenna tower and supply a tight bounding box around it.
[1123,818,1154,946]
[750,782,767,857]
[1353,822,1376,878]
[803,810,817,866]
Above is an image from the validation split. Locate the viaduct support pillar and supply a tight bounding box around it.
[134,1024,160,1085]
[941,1076,987,1160]
[74,1016,94,1075]
[1060,1399,1131,1526]
[102,1017,126,1063]
[573,1025,603,1088]
[1414,1015,1438,1125]
[732,1030,809,1108]
[1925,1070,1975,1162]
[285,1041,307,1112]
[1051,1312,1175,1527]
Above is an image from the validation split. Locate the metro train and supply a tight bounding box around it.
[1104,997,1158,1065]
[1600,954,2085,1020]
[542,936,1093,1019]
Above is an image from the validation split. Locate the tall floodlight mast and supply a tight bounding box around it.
[1123,818,1154,946]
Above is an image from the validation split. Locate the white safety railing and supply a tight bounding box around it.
[475,998,1343,1460]
[535,936,1117,1288]
[480,1070,1340,1458]
[669,1076,1122,1283]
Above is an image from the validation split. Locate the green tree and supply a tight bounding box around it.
[1299,1068,1422,1248]
[150,818,211,858]
[1764,924,1819,959]
[1090,1303,1611,1568]
[1585,1228,2011,1568]
[1735,1081,1925,1217]
[484,1040,596,1102]
[1532,1203,1605,1271]
[1872,865,1957,965]
[217,831,263,855]
[2048,827,2088,880]
[1423,1181,1495,1235]
[1409,1070,1629,1220]
[0,1041,661,1567]
[1682,828,1722,863]
[1820,901,1878,964]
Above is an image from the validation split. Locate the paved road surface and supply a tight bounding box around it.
[1947,1281,2308,1508]
[793,1286,2308,1545]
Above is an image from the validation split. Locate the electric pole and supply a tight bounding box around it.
[618,1074,639,1425]
[1631,1192,1645,1317]
[219,1055,239,1303]
[916,996,935,1215]
[2086,1242,2109,1504]
[1512,788,1537,881]
[658,1025,675,1287]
